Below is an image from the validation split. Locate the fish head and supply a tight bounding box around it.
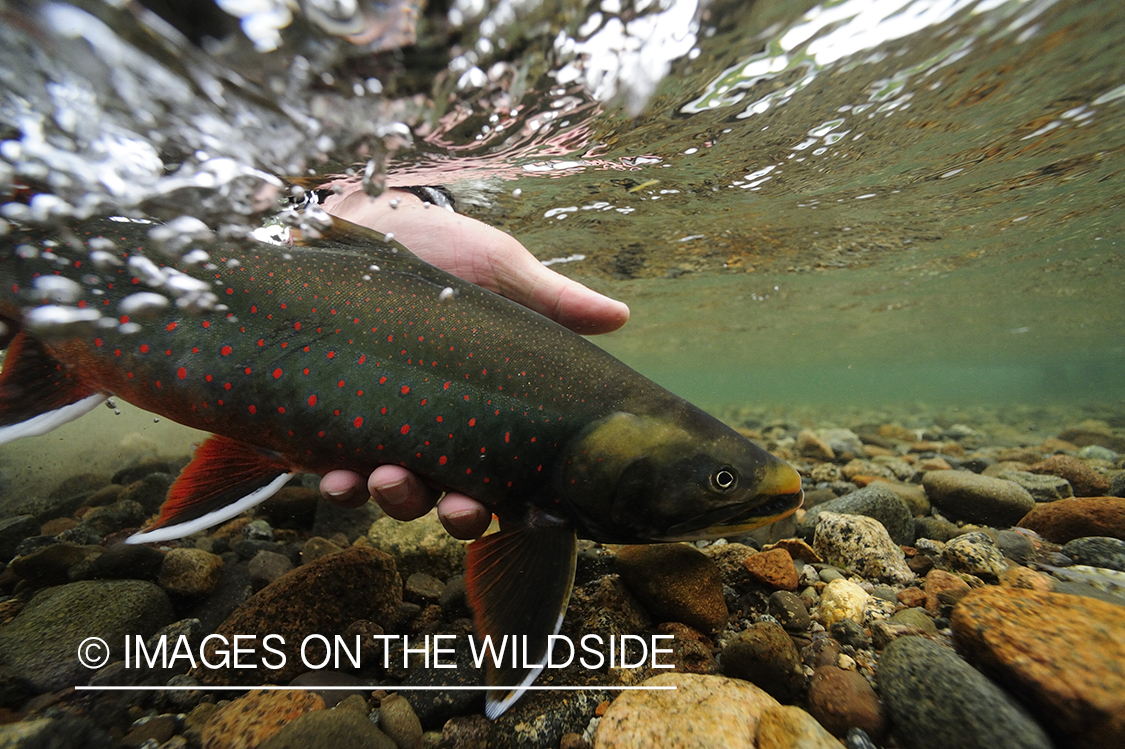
[556,406,803,543]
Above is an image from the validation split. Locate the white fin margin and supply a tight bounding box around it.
[0,394,106,446]
[484,610,567,719]
[126,471,296,545]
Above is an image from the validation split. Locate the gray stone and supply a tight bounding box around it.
[995,470,1074,502]
[913,516,959,542]
[942,532,1008,579]
[992,530,1036,565]
[819,429,866,458]
[83,542,165,581]
[248,550,293,591]
[878,637,1053,749]
[1111,472,1125,498]
[0,515,39,563]
[367,511,467,580]
[798,485,914,545]
[0,580,174,692]
[922,471,1035,526]
[1077,445,1119,462]
[813,513,914,585]
[719,621,805,701]
[889,607,937,634]
[768,590,811,633]
[1062,536,1125,572]
[0,711,116,749]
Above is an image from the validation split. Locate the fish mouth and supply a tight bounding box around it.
[665,463,804,540]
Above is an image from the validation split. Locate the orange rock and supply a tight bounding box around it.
[1027,455,1111,497]
[742,548,799,591]
[951,587,1125,749]
[916,457,952,472]
[923,569,971,614]
[862,444,894,458]
[896,587,927,608]
[999,566,1053,592]
[763,538,823,564]
[938,442,965,457]
[1039,437,1078,454]
[1017,497,1125,543]
[202,690,325,749]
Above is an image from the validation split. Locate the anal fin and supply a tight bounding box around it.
[0,330,104,444]
[465,515,577,719]
[128,434,295,544]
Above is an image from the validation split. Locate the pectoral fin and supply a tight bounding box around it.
[0,330,104,444]
[128,434,295,544]
[465,518,578,719]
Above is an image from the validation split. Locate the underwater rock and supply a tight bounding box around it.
[0,579,173,692]
[378,693,424,749]
[941,532,1008,580]
[248,550,293,591]
[921,569,972,615]
[1027,455,1111,497]
[768,590,811,633]
[1062,536,1125,571]
[616,544,728,632]
[118,473,177,515]
[878,637,1052,749]
[814,578,870,628]
[366,510,467,580]
[0,712,115,749]
[994,470,1073,502]
[719,621,805,701]
[0,514,39,562]
[813,513,914,585]
[742,548,800,591]
[951,587,1125,749]
[757,704,845,749]
[194,547,401,686]
[798,430,836,460]
[798,485,914,545]
[8,541,101,586]
[1017,496,1125,542]
[201,690,326,749]
[158,547,224,597]
[888,607,937,635]
[806,665,885,740]
[595,673,780,749]
[256,706,395,749]
[922,471,1034,526]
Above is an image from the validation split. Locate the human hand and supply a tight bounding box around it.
[316,187,630,539]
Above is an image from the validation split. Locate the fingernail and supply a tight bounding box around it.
[374,479,408,506]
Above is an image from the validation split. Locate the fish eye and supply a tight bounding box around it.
[710,466,737,492]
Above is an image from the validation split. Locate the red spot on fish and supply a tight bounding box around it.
[166,322,177,331]
[443,381,451,390]
[202,320,210,328]
[466,468,472,475]
[139,344,149,354]
[308,395,317,407]
[419,398,427,406]
[120,315,130,324]
[224,383,231,390]
[337,380,345,388]
[387,334,393,342]
[505,432,510,443]
[177,367,187,379]
[468,418,476,427]
[257,339,265,347]
[248,405,256,414]
[94,338,103,347]
[436,415,443,423]
[272,368,282,379]
[294,322,301,331]
[400,424,410,435]
[205,374,213,382]
[303,368,310,375]
[354,416,363,428]
[220,345,232,356]
[379,376,387,385]
[327,351,335,359]
[400,385,410,395]
[439,456,447,465]
[250,305,257,313]
[358,354,366,365]
[114,349,121,357]
[244,367,252,375]
[278,406,285,414]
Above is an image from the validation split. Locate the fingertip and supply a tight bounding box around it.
[437,494,492,540]
[369,465,438,521]
[319,470,369,508]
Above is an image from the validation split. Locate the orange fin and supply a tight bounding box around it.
[127,434,295,544]
[0,329,104,444]
[465,517,577,718]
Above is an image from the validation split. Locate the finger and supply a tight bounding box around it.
[436,493,493,540]
[323,190,630,334]
[368,464,441,521]
[319,470,371,508]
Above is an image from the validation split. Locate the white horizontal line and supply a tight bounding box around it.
[75,685,677,692]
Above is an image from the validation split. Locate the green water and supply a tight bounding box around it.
[422,0,1125,409]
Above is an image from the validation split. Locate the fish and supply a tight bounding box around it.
[0,216,803,716]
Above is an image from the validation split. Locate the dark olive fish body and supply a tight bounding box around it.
[0,217,802,716]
